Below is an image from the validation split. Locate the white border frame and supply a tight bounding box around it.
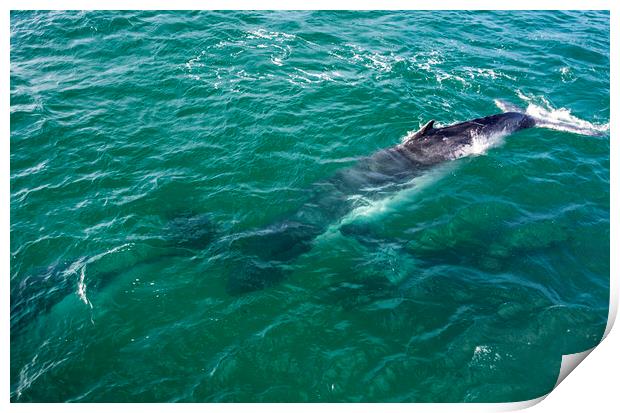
[3,2,616,412]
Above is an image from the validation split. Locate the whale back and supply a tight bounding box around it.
[430,112,535,138]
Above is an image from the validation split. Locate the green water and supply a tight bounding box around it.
[10,11,610,402]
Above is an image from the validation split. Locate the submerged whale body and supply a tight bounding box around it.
[227,111,536,294]
[13,103,604,331]
[10,212,217,336]
[12,112,533,330]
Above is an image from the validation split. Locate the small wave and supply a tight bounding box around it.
[183,28,296,90]
[288,69,342,88]
[15,344,69,400]
[11,160,48,179]
[329,43,405,75]
[410,51,473,88]
[184,50,206,71]
[70,243,134,308]
[246,28,296,42]
[559,66,576,83]
[412,50,443,72]
[513,91,609,136]
[463,66,517,81]
[287,68,339,87]
[435,72,468,86]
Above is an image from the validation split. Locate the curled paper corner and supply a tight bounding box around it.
[491,395,547,411]
[490,348,599,412]
[550,300,617,392]
[493,306,618,411]
[554,348,595,389]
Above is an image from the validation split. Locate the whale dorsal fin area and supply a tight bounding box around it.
[414,120,435,138]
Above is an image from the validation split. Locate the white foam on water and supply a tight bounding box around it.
[294,68,334,82]
[329,43,405,74]
[498,91,610,136]
[410,50,473,87]
[413,50,444,72]
[287,68,338,87]
[470,344,502,369]
[77,266,92,308]
[184,29,296,90]
[525,104,609,136]
[184,50,206,71]
[463,67,517,81]
[559,66,577,83]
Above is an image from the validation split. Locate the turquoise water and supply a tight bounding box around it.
[10,11,610,402]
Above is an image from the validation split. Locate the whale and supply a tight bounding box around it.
[12,102,605,333]
[226,110,537,293]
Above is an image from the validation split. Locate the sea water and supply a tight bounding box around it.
[10,11,610,402]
